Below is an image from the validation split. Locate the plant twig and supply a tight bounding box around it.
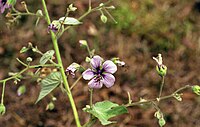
[63,0,112,32]
[82,118,97,127]
[89,88,93,107]
[1,81,6,104]
[158,76,165,101]
[70,75,83,90]
[126,85,192,107]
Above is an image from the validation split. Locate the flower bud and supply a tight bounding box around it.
[0,104,6,115]
[66,63,80,78]
[79,40,88,47]
[47,20,61,33]
[99,3,104,7]
[85,57,91,63]
[106,6,116,10]
[111,57,125,67]
[46,102,55,111]
[159,118,166,127]
[14,80,18,85]
[100,14,107,23]
[156,65,167,77]
[36,10,43,17]
[20,46,29,53]
[32,48,37,52]
[68,4,77,11]
[17,85,26,96]
[192,85,200,95]
[28,42,33,48]
[26,57,33,62]
[52,97,57,101]
[153,54,167,77]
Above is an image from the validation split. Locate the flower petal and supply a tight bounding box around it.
[103,60,117,74]
[102,73,115,88]
[88,78,103,89]
[82,69,95,80]
[90,55,103,69]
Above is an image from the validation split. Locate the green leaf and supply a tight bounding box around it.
[39,50,55,65]
[7,0,16,5]
[59,17,82,25]
[84,101,128,125]
[35,72,62,103]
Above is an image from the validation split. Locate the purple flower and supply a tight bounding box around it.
[82,55,117,89]
[47,24,58,33]
[0,0,11,13]
[66,63,80,78]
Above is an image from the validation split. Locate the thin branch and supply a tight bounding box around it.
[63,0,112,32]
[1,81,6,104]
[0,64,58,84]
[126,85,192,107]
[158,76,165,101]
[70,75,83,90]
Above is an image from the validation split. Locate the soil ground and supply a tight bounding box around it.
[0,0,200,127]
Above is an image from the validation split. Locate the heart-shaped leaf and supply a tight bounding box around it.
[35,72,62,103]
[39,50,55,65]
[84,101,128,125]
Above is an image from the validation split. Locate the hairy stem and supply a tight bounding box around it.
[41,0,81,126]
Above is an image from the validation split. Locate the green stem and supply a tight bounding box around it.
[86,45,92,58]
[1,82,6,104]
[158,76,165,101]
[11,12,40,17]
[63,0,112,32]
[89,0,92,10]
[126,85,191,107]
[0,64,58,84]
[41,0,81,127]
[70,75,83,90]
[0,68,29,83]
[82,118,97,127]
[103,8,117,23]
[89,89,93,107]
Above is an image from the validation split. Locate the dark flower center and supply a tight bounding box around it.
[2,0,7,5]
[94,75,102,82]
[94,67,104,82]
[95,67,104,75]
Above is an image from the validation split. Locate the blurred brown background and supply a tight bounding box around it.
[0,0,200,127]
